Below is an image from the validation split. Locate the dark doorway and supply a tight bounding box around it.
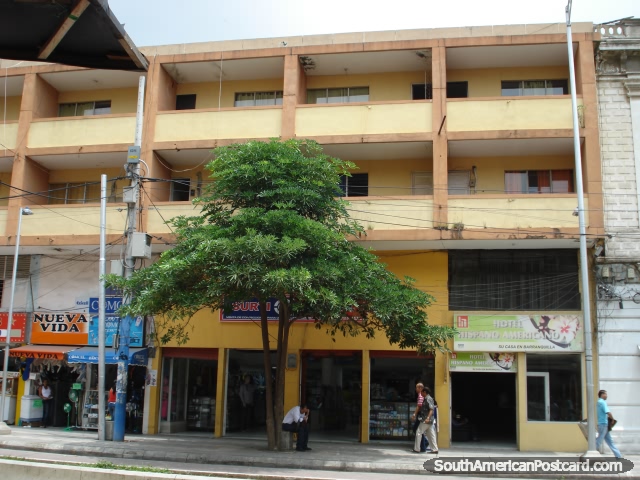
[301,351,362,441]
[451,372,516,445]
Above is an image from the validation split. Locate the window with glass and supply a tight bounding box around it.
[448,250,581,311]
[526,354,582,422]
[505,170,574,194]
[339,173,369,197]
[307,87,369,104]
[234,91,283,107]
[501,80,569,96]
[48,179,125,204]
[58,100,111,117]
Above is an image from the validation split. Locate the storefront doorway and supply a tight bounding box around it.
[159,348,218,434]
[451,372,516,445]
[301,351,362,441]
[226,349,276,435]
[369,353,434,441]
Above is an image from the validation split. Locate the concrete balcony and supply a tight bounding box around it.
[147,202,202,234]
[0,122,19,151]
[154,108,282,143]
[447,97,580,132]
[28,115,136,148]
[20,205,128,236]
[448,195,585,230]
[295,101,432,138]
[345,196,434,231]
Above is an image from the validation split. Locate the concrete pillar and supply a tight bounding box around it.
[282,54,306,139]
[360,350,370,443]
[431,45,448,227]
[435,351,450,448]
[515,352,527,450]
[214,348,227,437]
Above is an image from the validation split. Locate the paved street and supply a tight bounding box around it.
[0,426,638,479]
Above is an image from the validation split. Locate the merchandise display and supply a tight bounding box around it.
[369,401,412,439]
[187,397,216,431]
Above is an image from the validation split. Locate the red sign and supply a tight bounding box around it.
[457,315,469,328]
[0,312,27,342]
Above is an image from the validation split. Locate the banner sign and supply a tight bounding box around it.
[31,312,90,345]
[0,312,27,342]
[450,352,517,373]
[220,298,314,323]
[88,297,143,347]
[453,314,583,352]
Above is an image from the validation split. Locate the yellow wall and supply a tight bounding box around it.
[355,158,432,196]
[447,97,579,131]
[20,205,128,236]
[449,155,575,194]
[449,196,585,229]
[296,102,432,137]
[28,116,136,148]
[448,66,570,98]
[175,79,284,110]
[0,122,19,151]
[148,202,202,234]
[155,109,282,142]
[58,88,138,115]
[48,167,124,184]
[0,96,22,120]
[306,72,427,102]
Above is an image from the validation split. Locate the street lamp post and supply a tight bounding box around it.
[0,206,34,434]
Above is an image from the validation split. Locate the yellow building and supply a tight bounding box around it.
[0,22,603,451]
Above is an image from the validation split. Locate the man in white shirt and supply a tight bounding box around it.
[282,404,311,451]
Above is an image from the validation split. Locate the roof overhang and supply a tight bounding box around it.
[0,0,147,71]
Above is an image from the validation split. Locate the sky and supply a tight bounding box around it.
[108,0,638,47]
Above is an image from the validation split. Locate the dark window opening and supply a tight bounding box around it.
[171,178,191,202]
[447,82,468,98]
[412,83,433,100]
[339,173,369,197]
[176,94,197,110]
[448,250,581,311]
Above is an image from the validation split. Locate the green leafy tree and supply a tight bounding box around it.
[108,139,455,450]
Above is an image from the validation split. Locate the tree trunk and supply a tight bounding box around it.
[259,301,277,450]
[274,299,290,450]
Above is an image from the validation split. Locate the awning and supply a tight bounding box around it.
[9,345,78,361]
[0,0,148,71]
[67,347,148,366]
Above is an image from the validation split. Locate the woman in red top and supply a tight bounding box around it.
[108,382,116,419]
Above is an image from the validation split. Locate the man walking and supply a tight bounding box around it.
[411,383,428,452]
[596,390,622,458]
[282,403,311,452]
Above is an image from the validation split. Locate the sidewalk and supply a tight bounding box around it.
[0,426,638,477]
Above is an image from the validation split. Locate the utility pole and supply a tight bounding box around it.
[565,0,599,458]
[98,174,107,440]
[113,76,145,442]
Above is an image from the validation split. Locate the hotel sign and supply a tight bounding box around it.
[450,352,517,373]
[453,313,584,352]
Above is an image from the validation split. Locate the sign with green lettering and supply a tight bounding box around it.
[453,314,584,352]
[449,352,517,373]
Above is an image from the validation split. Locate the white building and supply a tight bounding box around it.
[595,18,640,452]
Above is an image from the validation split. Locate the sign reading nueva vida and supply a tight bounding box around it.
[450,352,517,373]
[453,314,584,352]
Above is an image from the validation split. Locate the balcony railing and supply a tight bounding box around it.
[448,195,585,230]
[147,203,202,234]
[0,122,19,151]
[154,107,282,143]
[447,97,580,132]
[20,205,128,236]
[28,115,136,148]
[295,101,432,137]
[345,196,434,231]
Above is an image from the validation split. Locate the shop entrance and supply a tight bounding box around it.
[451,372,516,445]
[301,351,362,441]
[159,348,218,434]
[226,349,276,435]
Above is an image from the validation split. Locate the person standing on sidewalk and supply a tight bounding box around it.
[411,383,429,452]
[596,390,622,458]
[38,379,54,428]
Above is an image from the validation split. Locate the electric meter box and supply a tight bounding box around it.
[123,186,138,204]
[130,232,152,259]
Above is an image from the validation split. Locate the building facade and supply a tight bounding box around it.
[0,22,604,451]
[595,18,640,451]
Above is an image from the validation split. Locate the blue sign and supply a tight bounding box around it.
[88,298,144,347]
